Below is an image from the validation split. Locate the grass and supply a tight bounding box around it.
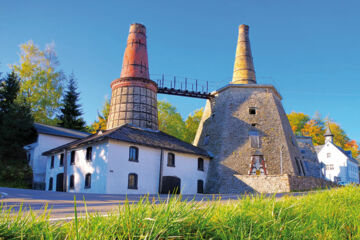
[1,185,360,239]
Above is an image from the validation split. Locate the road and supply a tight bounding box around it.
[0,187,307,219]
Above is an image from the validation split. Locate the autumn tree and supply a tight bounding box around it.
[88,99,110,133]
[12,40,64,125]
[57,73,86,131]
[287,112,310,135]
[300,119,325,145]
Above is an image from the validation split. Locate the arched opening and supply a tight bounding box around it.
[161,176,181,194]
[56,173,64,192]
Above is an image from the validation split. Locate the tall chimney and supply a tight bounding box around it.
[107,23,158,130]
[232,24,256,84]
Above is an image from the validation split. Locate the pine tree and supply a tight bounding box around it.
[0,71,37,187]
[58,73,86,130]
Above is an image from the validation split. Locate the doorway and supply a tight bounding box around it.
[161,176,181,194]
[56,173,64,192]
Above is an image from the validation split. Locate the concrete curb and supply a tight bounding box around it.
[0,192,8,199]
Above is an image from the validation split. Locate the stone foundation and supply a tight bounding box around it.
[235,174,337,193]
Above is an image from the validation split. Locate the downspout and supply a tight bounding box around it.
[63,149,68,192]
[158,148,163,193]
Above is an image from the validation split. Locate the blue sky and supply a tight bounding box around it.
[1,0,360,142]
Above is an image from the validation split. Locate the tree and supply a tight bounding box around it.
[183,108,203,143]
[287,112,310,135]
[301,119,325,146]
[158,100,186,140]
[0,71,37,188]
[344,140,360,159]
[57,73,86,130]
[12,40,64,125]
[88,99,110,133]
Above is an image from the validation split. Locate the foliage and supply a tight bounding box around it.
[57,73,86,131]
[11,40,64,125]
[88,99,110,133]
[158,100,203,143]
[2,186,360,239]
[301,119,325,145]
[183,108,203,143]
[288,111,359,158]
[287,111,310,135]
[158,100,186,140]
[0,72,37,188]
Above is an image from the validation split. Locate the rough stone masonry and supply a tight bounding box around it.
[194,25,307,194]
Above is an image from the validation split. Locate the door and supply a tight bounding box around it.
[56,173,64,192]
[161,176,181,194]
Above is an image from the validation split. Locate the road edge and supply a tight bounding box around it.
[0,192,8,199]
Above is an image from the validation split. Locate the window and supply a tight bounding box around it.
[129,146,139,162]
[128,173,138,189]
[295,157,305,176]
[327,153,331,158]
[300,150,306,154]
[59,153,64,166]
[86,147,92,162]
[251,123,257,127]
[85,173,91,188]
[69,175,75,190]
[167,153,175,167]
[326,164,334,170]
[70,151,75,165]
[249,130,260,148]
[197,180,204,194]
[27,153,31,163]
[50,156,54,168]
[48,177,53,190]
[198,158,204,171]
[249,108,256,115]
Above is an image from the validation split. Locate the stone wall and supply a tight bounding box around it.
[194,84,305,193]
[235,174,337,193]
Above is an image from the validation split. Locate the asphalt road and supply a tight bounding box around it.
[0,187,307,220]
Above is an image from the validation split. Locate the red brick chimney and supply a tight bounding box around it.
[107,23,158,130]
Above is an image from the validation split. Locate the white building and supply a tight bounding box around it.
[24,123,90,189]
[316,126,359,185]
[43,124,211,194]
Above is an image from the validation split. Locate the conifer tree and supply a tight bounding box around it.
[0,71,37,187]
[58,73,86,130]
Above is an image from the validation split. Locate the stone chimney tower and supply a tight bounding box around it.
[194,24,304,194]
[232,25,256,84]
[107,23,158,130]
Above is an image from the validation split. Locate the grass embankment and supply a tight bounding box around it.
[1,186,360,239]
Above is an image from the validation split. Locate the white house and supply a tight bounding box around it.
[24,123,90,189]
[43,124,211,195]
[316,126,359,185]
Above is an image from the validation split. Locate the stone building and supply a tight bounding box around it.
[296,136,322,178]
[194,25,308,193]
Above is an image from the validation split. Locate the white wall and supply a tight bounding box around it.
[45,141,109,193]
[162,150,209,194]
[318,142,359,184]
[67,141,109,193]
[46,139,211,194]
[27,134,77,185]
[107,140,160,194]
